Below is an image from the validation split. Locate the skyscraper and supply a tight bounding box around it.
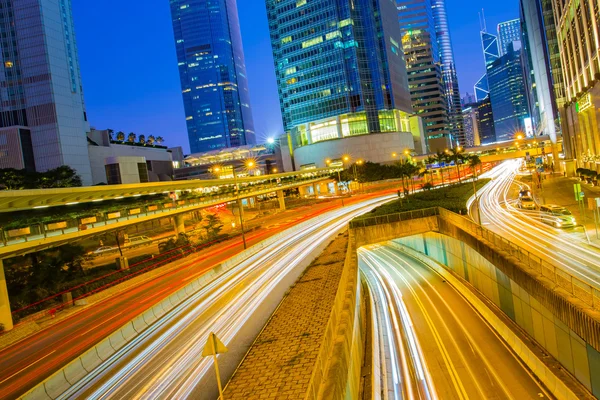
[266,0,420,167]
[169,0,256,154]
[477,97,496,144]
[487,44,530,142]
[0,0,92,184]
[550,0,599,173]
[432,0,465,146]
[398,0,452,152]
[520,0,563,143]
[497,19,522,56]
[462,105,481,147]
[474,30,500,102]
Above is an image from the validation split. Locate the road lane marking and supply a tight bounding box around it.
[78,312,123,337]
[0,350,56,385]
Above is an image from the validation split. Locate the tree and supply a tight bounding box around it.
[446,148,465,183]
[147,135,155,145]
[116,131,125,142]
[424,156,437,186]
[203,214,223,239]
[155,136,164,145]
[36,166,82,188]
[0,168,27,190]
[434,151,448,187]
[127,132,136,143]
[138,135,146,145]
[468,155,482,180]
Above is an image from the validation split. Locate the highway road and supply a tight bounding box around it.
[360,244,550,400]
[47,195,393,399]
[0,191,394,399]
[474,160,600,288]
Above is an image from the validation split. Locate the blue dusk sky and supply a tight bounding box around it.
[72,0,519,154]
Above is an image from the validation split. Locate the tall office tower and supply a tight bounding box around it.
[474,30,500,101]
[0,0,92,184]
[432,0,465,146]
[487,44,530,142]
[551,0,599,172]
[266,0,422,168]
[462,105,481,147]
[497,19,522,55]
[520,0,564,144]
[477,97,496,144]
[169,0,256,154]
[398,0,452,152]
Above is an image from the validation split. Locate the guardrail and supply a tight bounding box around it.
[350,207,600,311]
[0,176,328,250]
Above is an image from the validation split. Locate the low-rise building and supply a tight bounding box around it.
[87,129,175,185]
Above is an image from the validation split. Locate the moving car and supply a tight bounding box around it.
[539,205,576,228]
[518,196,536,210]
[519,189,532,198]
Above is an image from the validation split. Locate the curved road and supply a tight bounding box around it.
[360,244,550,399]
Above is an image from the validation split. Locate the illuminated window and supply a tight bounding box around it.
[4,61,13,68]
[302,36,323,49]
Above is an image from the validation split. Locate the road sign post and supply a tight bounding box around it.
[202,332,228,400]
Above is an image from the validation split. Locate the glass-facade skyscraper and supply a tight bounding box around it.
[432,0,465,146]
[487,44,530,142]
[0,0,92,184]
[266,0,414,152]
[474,31,500,102]
[398,0,452,152]
[498,19,522,56]
[169,0,256,154]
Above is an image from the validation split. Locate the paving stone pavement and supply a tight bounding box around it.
[223,232,349,400]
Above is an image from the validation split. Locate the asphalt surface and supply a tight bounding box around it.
[49,196,394,399]
[0,191,392,399]
[360,244,550,400]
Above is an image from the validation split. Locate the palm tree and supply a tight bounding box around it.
[147,135,155,145]
[127,132,136,143]
[116,131,125,142]
[138,134,146,145]
[468,155,482,180]
[424,156,437,185]
[447,147,465,183]
[156,136,164,145]
[434,151,448,187]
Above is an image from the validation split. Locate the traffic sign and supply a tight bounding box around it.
[580,192,585,198]
[574,183,582,201]
[202,332,228,356]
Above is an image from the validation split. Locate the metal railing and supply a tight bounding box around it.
[350,206,600,311]
[0,176,327,249]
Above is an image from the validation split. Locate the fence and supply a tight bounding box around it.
[350,206,600,312]
[0,176,328,249]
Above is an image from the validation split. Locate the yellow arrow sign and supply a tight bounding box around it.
[202,332,228,357]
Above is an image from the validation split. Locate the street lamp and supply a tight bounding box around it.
[213,163,251,249]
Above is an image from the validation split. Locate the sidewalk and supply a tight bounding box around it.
[223,232,348,400]
[530,173,600,245]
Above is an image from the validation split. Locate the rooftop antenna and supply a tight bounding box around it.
[479,9,487,33]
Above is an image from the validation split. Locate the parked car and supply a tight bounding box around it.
[518,196,536,210]
[539,205,576,228]
[519,189,532,198]
[92,246,116,255]
[124,235,153,247]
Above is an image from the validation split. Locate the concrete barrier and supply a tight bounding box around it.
[20,208,334,400]
[390,241,587,400]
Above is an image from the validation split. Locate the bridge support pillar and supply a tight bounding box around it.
[173,214,185,236]
[277,190,286,211]
[312,183,319,196]
[0,259,13,331]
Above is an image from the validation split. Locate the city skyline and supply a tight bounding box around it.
[72,0,520,153]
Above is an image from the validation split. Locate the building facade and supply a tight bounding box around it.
[398,0,452,152]
[474,31,501,101]
[520,0,563,144]
[266,0,421,167]
[487,45,530,142]
[552,0,600,173]
[432,0,465,146]
[477,97,496,144]
[0,0,92,184]
[498,19,522,56]
[169,0,256,154]
[87,129,175,185]
[462,105,481,147]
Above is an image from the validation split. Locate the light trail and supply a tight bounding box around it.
[55,195,395,399]
[473,160,600,288]
[359,244,550,399]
